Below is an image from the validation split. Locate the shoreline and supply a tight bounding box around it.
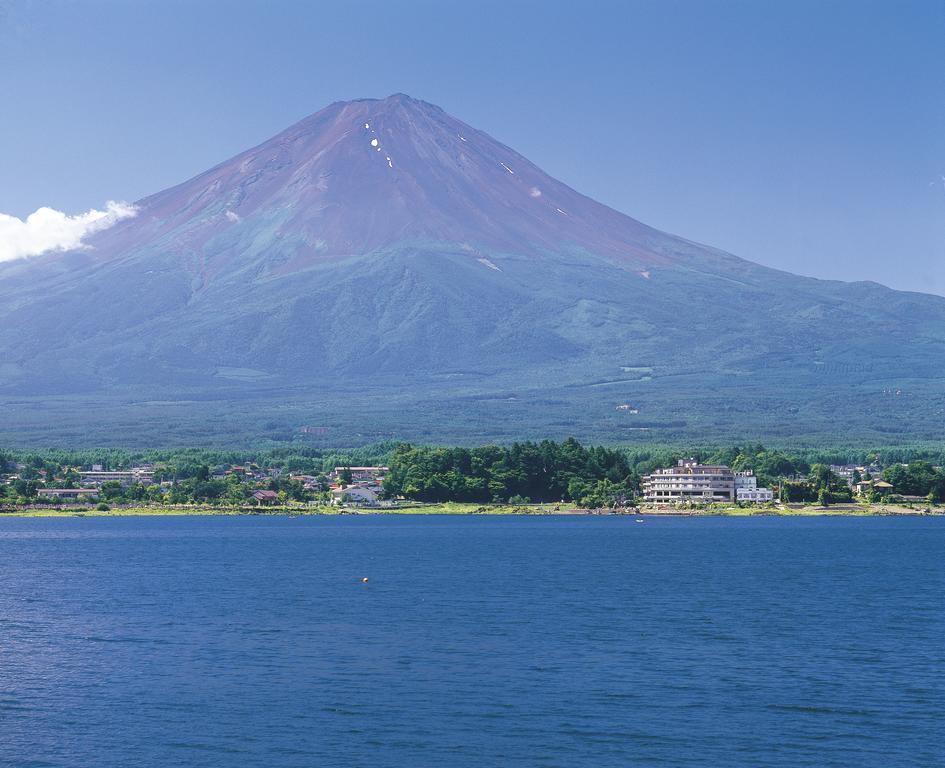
[1,502,942,518]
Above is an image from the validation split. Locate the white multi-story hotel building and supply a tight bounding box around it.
[79,468,155,487]
[735,471,774,502]
[642,460,735,502]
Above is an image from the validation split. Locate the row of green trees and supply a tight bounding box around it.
[0,467,333,507]
[780,465,853,504]
[382,439,638,506]
[882,461,945,500]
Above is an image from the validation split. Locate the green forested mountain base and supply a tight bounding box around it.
[0,368,941,450]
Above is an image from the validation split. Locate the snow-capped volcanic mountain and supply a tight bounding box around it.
[1,94,943,445]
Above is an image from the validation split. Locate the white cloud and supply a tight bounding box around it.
[0,200,138,262]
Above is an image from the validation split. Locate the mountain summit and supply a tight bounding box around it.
[1,94,944,445]
[79,93,662,271]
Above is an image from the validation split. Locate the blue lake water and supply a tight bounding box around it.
[1,514,943,767]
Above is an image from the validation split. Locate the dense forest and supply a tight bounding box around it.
[381,439,637,506]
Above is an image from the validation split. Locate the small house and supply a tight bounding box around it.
[854,479,894,496]
[331,483,382,507]
[252,489,279,505]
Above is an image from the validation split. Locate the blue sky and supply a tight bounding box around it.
[1,0,943,293]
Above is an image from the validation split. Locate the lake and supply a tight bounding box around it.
[1,515,943,767]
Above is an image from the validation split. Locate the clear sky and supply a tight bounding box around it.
[1,0,943,293]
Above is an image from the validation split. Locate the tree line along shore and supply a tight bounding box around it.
[4,501,944,518]
[2,440,945,515]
